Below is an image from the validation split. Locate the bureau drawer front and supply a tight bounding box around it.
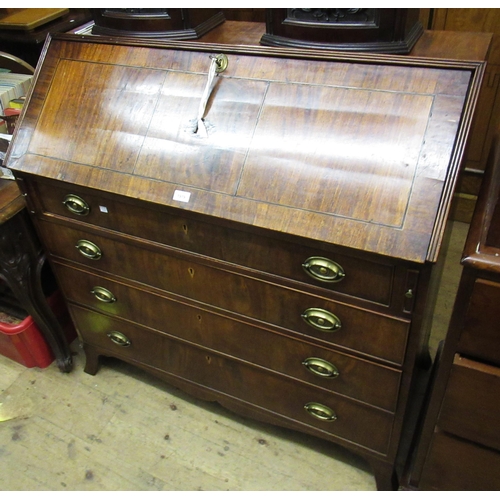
[32,179,395,305]
[54,263,401,411]
[420,432,500,491]
[437,355,500,451]
[459,279,500,365]
[72,306,394,454]
[41,222,409,364]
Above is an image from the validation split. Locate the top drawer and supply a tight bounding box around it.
[28,179,400,306]
[459,278,500,365]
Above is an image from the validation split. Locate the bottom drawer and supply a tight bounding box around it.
[438,355,500,451]
[71,305,394,455]
[420,432,500,490]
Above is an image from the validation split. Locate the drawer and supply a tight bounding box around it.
[419,431,500,490]
[40,221,410,364]
[54,263,402,411]
[437,354,500,451]
[459,278,500,365]
[71,305,394,455]
[31,178,398,305]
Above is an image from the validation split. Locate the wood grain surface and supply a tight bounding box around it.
[6,36,483,264]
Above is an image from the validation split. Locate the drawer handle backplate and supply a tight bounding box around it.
[91,286,116,303]
[302,256,345,283]
[107,331,131,347]
[304,402,337,422]
[76,239,102,260]
[63,194,90,216]
[301,308,342,332]
[302,357,339,378]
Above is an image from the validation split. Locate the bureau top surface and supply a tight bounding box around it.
[6,35,483,263]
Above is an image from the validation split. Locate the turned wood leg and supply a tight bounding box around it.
[369,458,398,491]
[0,210,73,372]
[83,343,102,375]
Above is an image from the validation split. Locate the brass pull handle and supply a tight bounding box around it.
[302,257,345,283]
[304,402,337,422]
[63,194,90,216]
[91,286,116,303]
[302,357,339,378]
[76,239,102,260]
[107,331,131,347]
[301,308,342,332]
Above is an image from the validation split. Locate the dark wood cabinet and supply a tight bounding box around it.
[421,9,500,222]
[5,34,484,490]
[426,9,500,174]
[89,8,224,39]
[261,8,423,54]
[404,133,500,490]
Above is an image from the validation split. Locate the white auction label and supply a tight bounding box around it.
[173,190,191,203]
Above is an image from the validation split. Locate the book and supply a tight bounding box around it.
[9,97,25,109]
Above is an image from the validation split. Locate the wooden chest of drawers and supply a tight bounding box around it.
[404,134,500,490]
[5,35,484,489]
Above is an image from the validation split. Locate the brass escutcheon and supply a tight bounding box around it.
[212,53,228,73]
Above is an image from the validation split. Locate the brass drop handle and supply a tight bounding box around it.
[76,239,102,260]
[63,194,90,216]
[107,331,131,347]
[304,402,337,422]
[302,256,345,283]
[302,357,339,378]
[301,308,342,332]
[91,286,116,303]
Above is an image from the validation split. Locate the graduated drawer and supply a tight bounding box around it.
[419,432,500,490]
[71,305,394,455]
[40,221,410,364]
[437,354,500,451]
[31,178,396,305]
[459,278,500,366]
[53,263,402,411]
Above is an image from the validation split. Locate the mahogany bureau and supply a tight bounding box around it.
[404,134,500,490]
[4,34,484,489]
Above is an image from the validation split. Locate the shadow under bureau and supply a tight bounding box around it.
[5,34,484,489]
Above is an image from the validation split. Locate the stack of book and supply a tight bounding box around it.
[0,73,32,134]
[0,72,33,113]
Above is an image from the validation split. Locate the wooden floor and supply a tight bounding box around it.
[0,222,468,491]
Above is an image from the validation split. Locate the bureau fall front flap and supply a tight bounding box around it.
[5,35,482,263]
